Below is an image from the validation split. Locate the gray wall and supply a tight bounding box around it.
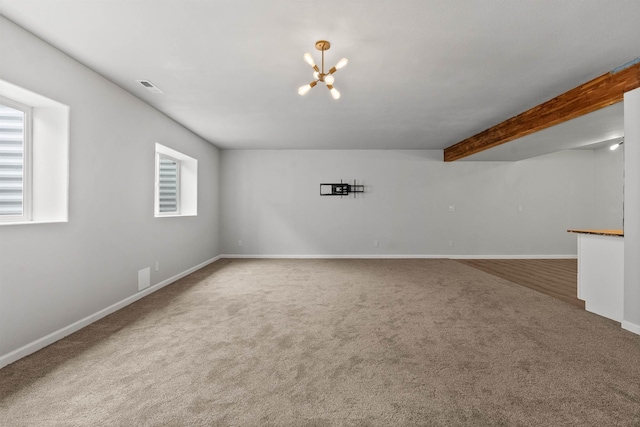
[0,17,220,359]
[624,88,640,333]
[220,149,605,257]
[593,145,624,229]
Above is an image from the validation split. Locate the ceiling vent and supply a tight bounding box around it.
[136,80,163,94]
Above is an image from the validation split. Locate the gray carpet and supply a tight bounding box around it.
[1,258,640,426]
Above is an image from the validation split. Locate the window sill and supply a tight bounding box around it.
[0,219,68,226]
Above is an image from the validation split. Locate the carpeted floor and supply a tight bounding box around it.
[1,258,640,426]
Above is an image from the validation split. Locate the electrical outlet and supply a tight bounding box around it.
[448,240,454,247]
[154,261,159,272]
[237,239,243,247]
[518,205,524,213]
[373,240,379,248]
[448,205,455,212]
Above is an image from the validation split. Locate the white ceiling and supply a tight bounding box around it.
[1,0,639,152]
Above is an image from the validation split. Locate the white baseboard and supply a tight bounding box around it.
[221,254,447,259]
[220,254,577,260]
[449,254,577,259]
[622,320,640,336]
[0,256,220,369]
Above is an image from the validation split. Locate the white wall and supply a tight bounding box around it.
[220,149,601,257]
[0,17,220,362]
[593,145,624,229]
[623,88,640,334]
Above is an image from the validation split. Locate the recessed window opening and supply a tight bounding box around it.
[0,78,69,225]
[154,143,197,217]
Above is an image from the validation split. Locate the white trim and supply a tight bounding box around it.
[0,219,69,226]
[152,214,197,218]
[0,256,220,369]
[450,254,577,259]
[220,254,577,260]
[622,321,640,336]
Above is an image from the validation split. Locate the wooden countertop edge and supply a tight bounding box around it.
[567,229,624,237]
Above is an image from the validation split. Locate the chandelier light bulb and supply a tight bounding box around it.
[313,71,320,80]
[298,81,317,96]
[328,85,341,100]
[335,57,349,70]
[303,53,316,67]
[324,74,335,85]
[298,84,312,96]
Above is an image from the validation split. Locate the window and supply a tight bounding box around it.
[0,79,69,225]
[157,155,180,214]
[154,143,197,217]
[0,96,31,222]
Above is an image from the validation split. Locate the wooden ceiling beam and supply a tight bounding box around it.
[444,60,640,162]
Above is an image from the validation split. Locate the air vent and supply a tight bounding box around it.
[136,80,163,94]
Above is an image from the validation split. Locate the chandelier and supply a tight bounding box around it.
[298,40,348,100]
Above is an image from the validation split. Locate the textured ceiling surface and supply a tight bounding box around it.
[0,0,639,151]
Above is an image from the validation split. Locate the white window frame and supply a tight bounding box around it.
[0,78,70,226]
[0,94,32,223]
[154,143,197,218]
[155,153,181,216]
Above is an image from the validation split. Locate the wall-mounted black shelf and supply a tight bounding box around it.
[320,180,364,198]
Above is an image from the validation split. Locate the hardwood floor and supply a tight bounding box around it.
[456,259,583,309]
